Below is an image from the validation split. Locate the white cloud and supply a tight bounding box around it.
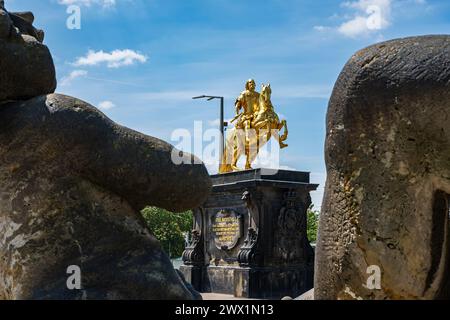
[98,100,116,110]
[74,49,148,68]
[316,0,427,39]
[338,0,392,38]
[58,0,116,8]
[338,16,374,37]
[60,69,88,86]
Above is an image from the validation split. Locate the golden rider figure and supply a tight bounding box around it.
[232,79,260,170]
[219,79,288,174]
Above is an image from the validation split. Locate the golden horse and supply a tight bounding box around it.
[220,84,288,173]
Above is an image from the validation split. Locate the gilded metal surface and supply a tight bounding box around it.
[220,79,288,173]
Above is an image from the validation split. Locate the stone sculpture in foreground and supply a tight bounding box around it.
[0,3,211,299]
[0,1,53,102]
[315,35,450,299]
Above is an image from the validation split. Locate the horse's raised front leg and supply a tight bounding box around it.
[279,120,288,141]
[278,120,289,148]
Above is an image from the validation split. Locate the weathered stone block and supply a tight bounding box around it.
[315,35,450,300]
[0,94,211,299]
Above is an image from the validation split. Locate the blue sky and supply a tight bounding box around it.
[7,0,450,209]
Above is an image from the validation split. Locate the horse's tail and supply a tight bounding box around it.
[219,129,235,173]
[219,153,232,173]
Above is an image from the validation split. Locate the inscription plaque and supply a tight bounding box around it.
[212,210,242,250]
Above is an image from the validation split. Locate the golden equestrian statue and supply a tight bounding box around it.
[219,79,288,174]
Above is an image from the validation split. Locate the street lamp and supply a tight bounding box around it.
[192,95,227,171]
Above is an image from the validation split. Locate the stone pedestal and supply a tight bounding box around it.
[181,168,318,299]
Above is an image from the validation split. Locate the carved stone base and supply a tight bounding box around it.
[203,266,237,294]
[180,168,318,299]
[179,265,203,292]
[234,266,314,299]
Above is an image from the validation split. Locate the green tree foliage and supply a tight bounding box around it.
[141,207,193,258]
[307,206,320,243]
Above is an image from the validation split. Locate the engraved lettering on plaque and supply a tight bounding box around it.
[212,210,243,250]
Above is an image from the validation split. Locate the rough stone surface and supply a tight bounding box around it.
[176,270,203,300]
[315,35,450,300]
[0,94,211,299]
[0,9,11,39]
[9,11,45,42]
[0,3,55,102]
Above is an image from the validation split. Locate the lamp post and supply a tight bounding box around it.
[192,95,226,171]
